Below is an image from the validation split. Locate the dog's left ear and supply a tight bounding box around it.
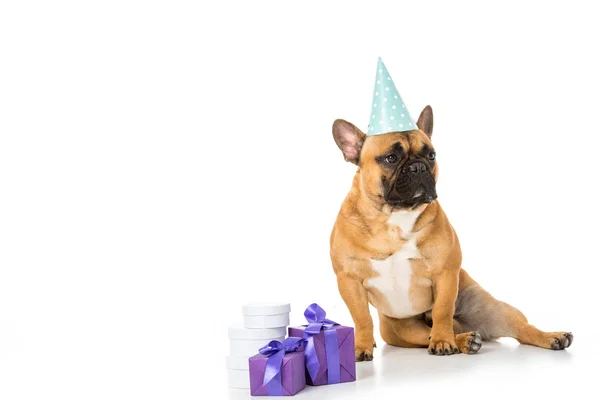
[332,119,366,165]
[416,105,434,139]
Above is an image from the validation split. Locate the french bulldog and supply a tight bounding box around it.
[330,106,573,360]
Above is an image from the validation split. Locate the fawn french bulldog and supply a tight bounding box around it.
[330,106,573,360]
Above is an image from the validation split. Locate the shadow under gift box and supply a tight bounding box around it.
[249,350,306,396]
[288,325,356,386]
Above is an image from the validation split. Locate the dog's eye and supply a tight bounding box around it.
[428,152,436,161]
[385,154,399,164]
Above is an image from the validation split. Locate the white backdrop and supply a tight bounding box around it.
[1,1,599,399]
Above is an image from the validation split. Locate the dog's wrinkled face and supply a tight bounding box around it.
[364,130,438,208]
[332,106,438,210]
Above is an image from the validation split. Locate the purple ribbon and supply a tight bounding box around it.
[258,337,305,396]
[303,303,341,384]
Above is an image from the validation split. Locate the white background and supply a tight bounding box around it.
[1,1,599,399]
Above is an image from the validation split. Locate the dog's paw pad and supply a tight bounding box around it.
[550,332,573,350]
[455,331,482,354]
[467,331,482,354]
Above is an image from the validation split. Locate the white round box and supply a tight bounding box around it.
[242,302,291,316]
[226,355,250,371]
[227,368,250,389]
[242,302,291,329]
[244,313,290,329]
[229,336,285,357]
[228,326,286,340]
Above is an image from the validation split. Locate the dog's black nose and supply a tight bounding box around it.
[407,161,427,174]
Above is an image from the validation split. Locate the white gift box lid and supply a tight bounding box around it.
[228,325,286,340]
[226,355,250,370]
[242,302,290,316]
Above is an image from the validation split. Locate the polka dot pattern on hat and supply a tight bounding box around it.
[367,58,416,136]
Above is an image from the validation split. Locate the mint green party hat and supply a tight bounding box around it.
[367,57,416,135]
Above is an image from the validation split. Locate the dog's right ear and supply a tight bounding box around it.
[332,119,366,165]
[416,105,434,139]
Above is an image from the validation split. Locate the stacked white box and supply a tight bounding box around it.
[243,303,291,329]
[229,326,286,357]
[226,302,291,390]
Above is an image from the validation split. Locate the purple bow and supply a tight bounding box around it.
[303,303,341,384]
[258,337,305,396]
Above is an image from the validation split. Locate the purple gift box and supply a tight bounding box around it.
[288,324,356,386]
[249,349,306,396]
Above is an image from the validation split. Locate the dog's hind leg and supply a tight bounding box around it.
[379,312,429,348]
[379,312,482,354]
[455,269,574,350]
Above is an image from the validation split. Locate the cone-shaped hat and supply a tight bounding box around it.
[367,58,416,135]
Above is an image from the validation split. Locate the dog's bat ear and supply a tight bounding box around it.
[416,105,434,139]
[332,119,366,165]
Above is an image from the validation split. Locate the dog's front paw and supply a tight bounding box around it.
[355,343,374,362]
[428,334,459,356]
[549,332,574,350]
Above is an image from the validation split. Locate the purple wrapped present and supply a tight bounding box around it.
[249,337,306,396]
[288,303,356,386]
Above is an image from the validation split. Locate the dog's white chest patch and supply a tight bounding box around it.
[366,209,422,318]
[387,209,422,239]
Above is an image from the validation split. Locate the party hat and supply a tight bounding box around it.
[367,57,416,135]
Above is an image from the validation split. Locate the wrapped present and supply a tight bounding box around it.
[249,337,306,396]
[288,303,356,386]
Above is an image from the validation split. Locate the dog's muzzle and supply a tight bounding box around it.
[384,159,437,207]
